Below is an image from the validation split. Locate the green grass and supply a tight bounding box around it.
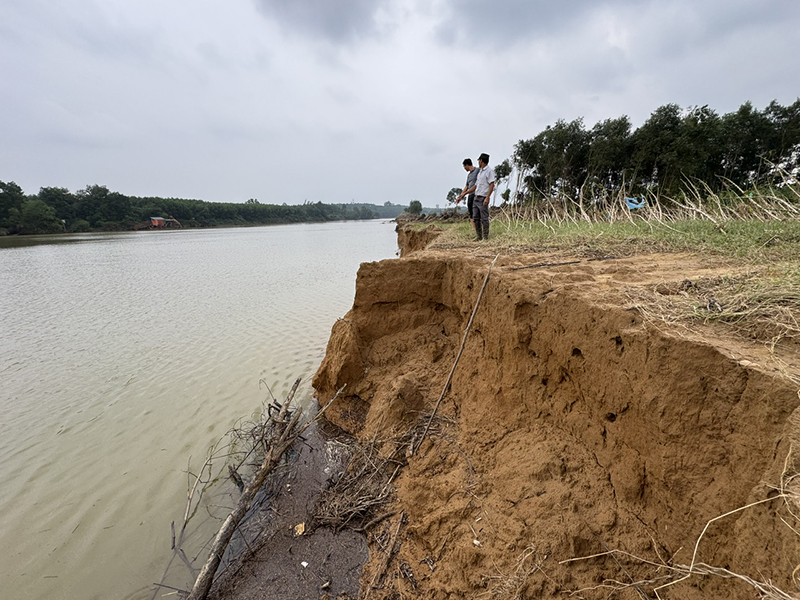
[430,216,800,263]
[418,183,800,262]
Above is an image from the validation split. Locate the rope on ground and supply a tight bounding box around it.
[510,259,580,271]
[412,253,500,456]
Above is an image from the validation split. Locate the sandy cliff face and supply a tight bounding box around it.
[313,239,800,599]
[395,223,443,257]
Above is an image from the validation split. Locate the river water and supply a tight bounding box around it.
[0,220,397,600]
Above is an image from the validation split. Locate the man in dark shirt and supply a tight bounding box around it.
[455,158,479,232]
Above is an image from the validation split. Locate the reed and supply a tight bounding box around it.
[430,181,800,263]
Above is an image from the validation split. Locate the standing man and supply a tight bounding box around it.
[473,153,495,240]
[455,158,479,232]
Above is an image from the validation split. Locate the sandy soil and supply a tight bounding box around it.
[312,230,800,599]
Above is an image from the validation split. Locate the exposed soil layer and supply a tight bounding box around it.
[395,223,443,257]
[313,232,800,599]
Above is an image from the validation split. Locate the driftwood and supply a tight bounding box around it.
[413,254,499,455]
[185,380,345,600]
[150,440,219,600]
[312,437,398,532]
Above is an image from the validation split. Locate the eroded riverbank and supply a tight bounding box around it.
[308,228,800,599]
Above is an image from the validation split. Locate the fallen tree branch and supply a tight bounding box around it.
[185,381,345,600]
[149,439,219,600]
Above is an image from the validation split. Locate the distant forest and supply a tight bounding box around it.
[494,99,800,204]
[0,183,406,235]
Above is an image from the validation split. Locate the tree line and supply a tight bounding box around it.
[497,99,800,205]
[0,183,407,235]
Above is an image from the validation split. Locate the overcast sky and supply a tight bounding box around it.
[2,0,799,206]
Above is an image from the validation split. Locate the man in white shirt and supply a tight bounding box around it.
[473,153,495,240]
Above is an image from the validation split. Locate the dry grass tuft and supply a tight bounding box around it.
[478,546,550,600]
[626,267,800,349]
[425,183,800,264]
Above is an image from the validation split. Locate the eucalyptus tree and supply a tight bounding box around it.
[513,118,590,205]
[631,104,684,196]
[536,118,591,200]
[765,99,800,159]
[719,101,774,186]
[673,105,724,188]
[512,136,541,203]
[587,115,634,198]
[764,99,800,183]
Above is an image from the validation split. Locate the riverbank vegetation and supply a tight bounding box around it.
[420,91,800,357]
[437,182,800,262]
[491,98,800,206]
[427,98,800,262]
[0,181,405,235]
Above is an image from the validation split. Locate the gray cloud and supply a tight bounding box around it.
[436,0,644,45]
[253,0,391,42]
[436,0,800,53]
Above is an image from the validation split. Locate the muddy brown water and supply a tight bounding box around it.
[0,221,396,600]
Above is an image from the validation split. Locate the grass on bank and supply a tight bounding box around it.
[420,180,800,261]
[626,268,800,351]
[434,217,800,262]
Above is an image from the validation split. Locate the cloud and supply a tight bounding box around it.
[436,0,643,46]
[435,0,800,58]
[2,0,800,205]
[252,0,392,42]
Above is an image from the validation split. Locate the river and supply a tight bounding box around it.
[0,220,398,600]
